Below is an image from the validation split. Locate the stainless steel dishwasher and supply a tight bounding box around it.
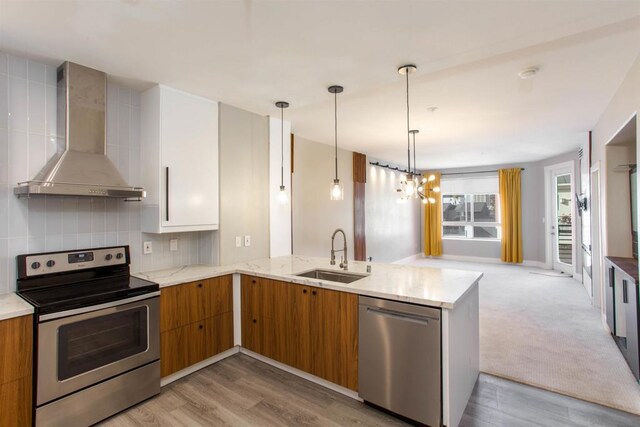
[359,295,441,427]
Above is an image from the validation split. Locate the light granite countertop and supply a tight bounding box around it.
[0,292,34,321]
[134,256,482,309]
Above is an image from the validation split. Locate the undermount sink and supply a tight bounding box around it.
[295,269,368,284]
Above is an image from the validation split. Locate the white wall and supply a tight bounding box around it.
[217,103,270,265]
[292,136,354,259]
[268,117,292,257]
[0,52,211,294]
[365,161,421,263]
[604,144,635,257]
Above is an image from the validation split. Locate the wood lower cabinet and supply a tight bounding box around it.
[160,276,234,377]
[0,315,33,427]
[241,275,358,391]
[310,288,359,389]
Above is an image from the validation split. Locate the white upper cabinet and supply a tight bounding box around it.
[140,85,219,233]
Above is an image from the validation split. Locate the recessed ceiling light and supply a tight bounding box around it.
[518,67,539,80]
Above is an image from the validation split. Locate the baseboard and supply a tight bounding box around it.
[417,253,546,269]
[391,253,422,265]
[160,346,240,387]
[239,348,362,402]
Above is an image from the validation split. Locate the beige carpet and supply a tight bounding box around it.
[409,258,640,415]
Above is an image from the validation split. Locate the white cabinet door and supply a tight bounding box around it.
[160,87,218,230]
[140,85,219,233]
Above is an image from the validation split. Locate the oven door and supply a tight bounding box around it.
[37,293,160,406]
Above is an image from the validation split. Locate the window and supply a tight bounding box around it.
[440,176,501,240]
[442,193,500,239]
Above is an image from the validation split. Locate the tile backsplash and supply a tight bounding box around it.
[0,52,215,293]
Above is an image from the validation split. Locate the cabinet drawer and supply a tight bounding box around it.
[0,316,32,385]
[160,275,232,332]
[160,312,234,378]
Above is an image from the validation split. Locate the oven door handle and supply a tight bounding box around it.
[39,291,161,322]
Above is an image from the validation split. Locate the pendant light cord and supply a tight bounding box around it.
[280,105,284,187]
[334,91,338,180]
[406,70,411,175]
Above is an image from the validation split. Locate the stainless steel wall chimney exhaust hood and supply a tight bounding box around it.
[14,62,145,199]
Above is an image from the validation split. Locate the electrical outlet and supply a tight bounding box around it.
[143,241,153,254]
[235,236,242,248]
[169,238,178,252]
[244,235,251,247]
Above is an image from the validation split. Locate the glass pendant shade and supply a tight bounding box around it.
[278,185,288,204]
[404,176,415,198]
[330,179,344,200]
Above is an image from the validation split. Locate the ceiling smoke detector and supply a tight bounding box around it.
[518,67,539,80]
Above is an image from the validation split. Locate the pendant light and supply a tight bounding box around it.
[397,64,417,200]
[275,101,290,204]
[328,85,344,200]
[409,129,420,198]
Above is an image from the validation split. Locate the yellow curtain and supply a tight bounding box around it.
[423,172,442,256]
[499,168,523,263]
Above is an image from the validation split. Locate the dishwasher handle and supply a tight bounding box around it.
[366,307,436,325]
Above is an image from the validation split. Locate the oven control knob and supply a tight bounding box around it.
[116,253,124,259]
[31,261,41,269]
[46,260,55,268]
[105,254,113,261]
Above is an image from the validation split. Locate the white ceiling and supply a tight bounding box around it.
[1,1,639,168]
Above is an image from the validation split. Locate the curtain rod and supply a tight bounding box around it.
[369,161,525,176]
[441,168,525,176]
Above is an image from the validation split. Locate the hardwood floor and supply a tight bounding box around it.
[100,353,640,427]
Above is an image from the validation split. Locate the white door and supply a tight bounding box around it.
[550,168,574,274]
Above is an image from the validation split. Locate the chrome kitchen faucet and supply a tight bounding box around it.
[330,228,348,271]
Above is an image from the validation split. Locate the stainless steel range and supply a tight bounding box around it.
[17,246,160,427]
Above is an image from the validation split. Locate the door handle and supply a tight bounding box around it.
[623,280,628,304]
[366,307,433,325]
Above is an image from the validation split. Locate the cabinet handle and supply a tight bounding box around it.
[312,290,317,296]
[165,167,170,221]
[199,324,203,330]
[609,267,615,287]
[252,279,257,284]
[198,283,203,288]
[252,319,257,323]
[303,289,307,294]
[623,280,628,304]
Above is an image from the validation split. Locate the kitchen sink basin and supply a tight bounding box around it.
[295,269,368,284]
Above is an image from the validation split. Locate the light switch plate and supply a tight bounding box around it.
[169,238,178,252]
[235,236,242,248]
[143,241,153,254]
[244,235,251,247]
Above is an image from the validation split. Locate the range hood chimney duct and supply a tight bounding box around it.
[14,62,145,199]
